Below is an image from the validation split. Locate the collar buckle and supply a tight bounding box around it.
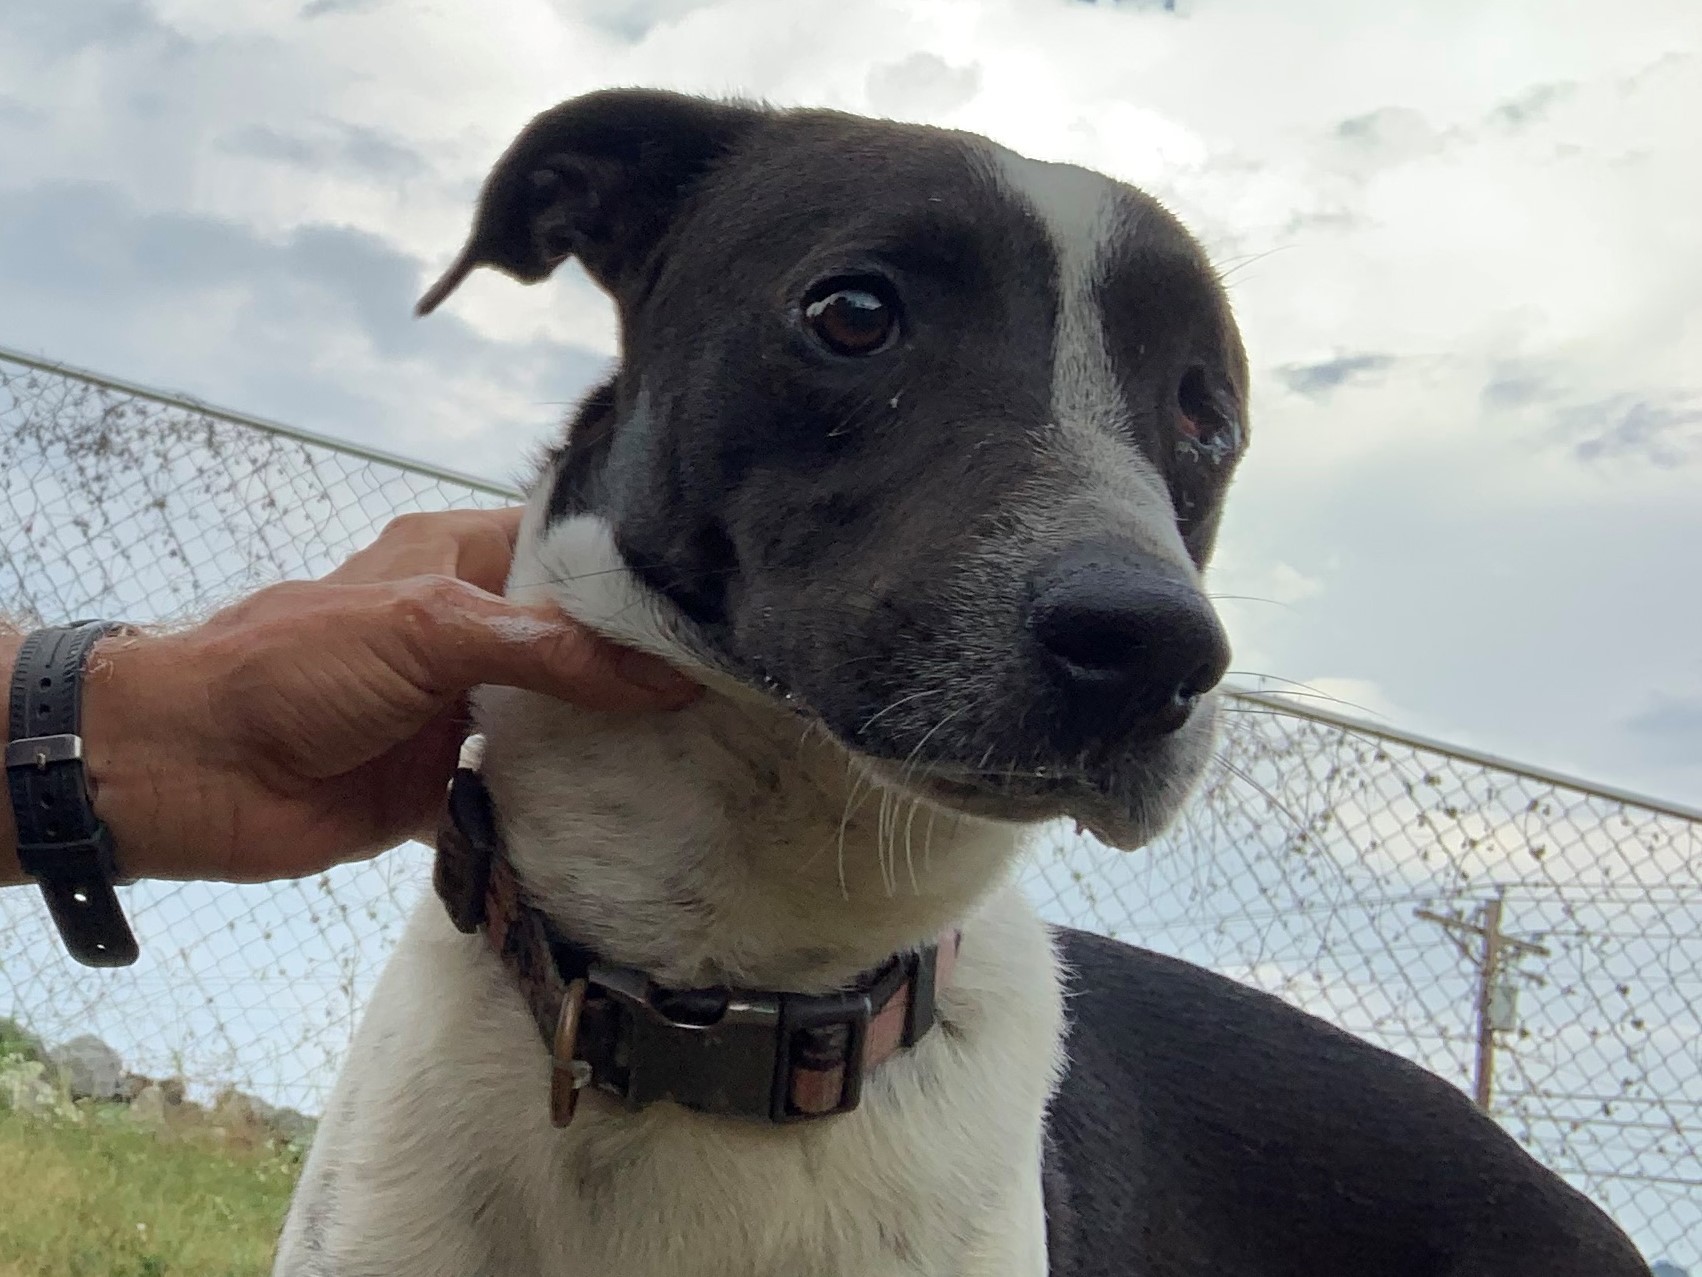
[583,961,807,1121]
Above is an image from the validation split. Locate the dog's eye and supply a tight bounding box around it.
[802,278,900,357]
[1176,366,1238,451]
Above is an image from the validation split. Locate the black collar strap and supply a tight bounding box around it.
[433,766,958,1127]
[5,621,139,967]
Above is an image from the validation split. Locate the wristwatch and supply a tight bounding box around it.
[5,621,140,967]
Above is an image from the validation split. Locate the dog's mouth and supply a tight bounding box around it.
[704,648,1200,851]
[862,755,1188,851]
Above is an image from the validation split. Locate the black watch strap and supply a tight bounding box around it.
[6,621,140,967]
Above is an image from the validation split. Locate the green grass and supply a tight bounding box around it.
[0,1104,302,1277]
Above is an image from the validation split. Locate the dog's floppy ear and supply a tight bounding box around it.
[416,89,762,316]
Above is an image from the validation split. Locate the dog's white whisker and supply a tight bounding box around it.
[902,796,923,897]
[887,791,902,898]
[856,686,949,735]
[1210,752,1308,839]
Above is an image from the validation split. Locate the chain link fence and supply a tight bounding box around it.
[3,346,1697,1268]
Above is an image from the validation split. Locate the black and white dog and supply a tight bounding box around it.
[275,90,1648,1276]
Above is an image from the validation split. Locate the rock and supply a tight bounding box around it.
[0,1016,48,1066]
[1,1058,75,1120]
[129,1083,169,1128]
[211,1087,261,1127]
[13,1077,64,1118]
[48,1034,124,1101]
[210,1088,268,1147]
[196,1085,316,1147]
[268,1106,317,1147]
[1,1057,45,1105]
[156,1095,205,1136]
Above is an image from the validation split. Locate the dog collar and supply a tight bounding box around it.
[432,764,958,1127]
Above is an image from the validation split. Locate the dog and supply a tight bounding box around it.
[274,89,1649,1276]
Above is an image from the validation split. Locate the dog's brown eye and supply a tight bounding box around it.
[1176,365,1237,451]
[802,279,899,356]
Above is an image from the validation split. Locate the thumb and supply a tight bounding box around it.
[398,577,701,711]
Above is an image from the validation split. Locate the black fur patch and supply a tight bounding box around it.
[1043,928,1649,1276]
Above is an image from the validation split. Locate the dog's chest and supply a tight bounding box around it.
[528,1106,1007,1276]
[297,885,1061,1277]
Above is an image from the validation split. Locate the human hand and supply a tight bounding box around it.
[62,508,698,883]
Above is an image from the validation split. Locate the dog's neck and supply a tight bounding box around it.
[474,508,1027,993]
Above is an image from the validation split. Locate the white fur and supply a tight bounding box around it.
[991,151,1128,440]
[989,146,1193,571]
[508,503,699,667]
[275,484,1066,1276]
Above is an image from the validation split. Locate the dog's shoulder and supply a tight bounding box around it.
[1044,926,1649,1276]
[273,902,558,1276]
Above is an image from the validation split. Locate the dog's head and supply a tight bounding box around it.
[424,89,1248,850]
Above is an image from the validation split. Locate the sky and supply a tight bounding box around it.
[0,0,1698,809]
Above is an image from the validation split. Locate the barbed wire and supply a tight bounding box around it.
[2,347,1696,1269]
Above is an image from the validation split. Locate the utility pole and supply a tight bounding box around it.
[1415,891,1550,1112]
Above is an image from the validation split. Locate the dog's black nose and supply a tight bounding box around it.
[1027,543,1231,739]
